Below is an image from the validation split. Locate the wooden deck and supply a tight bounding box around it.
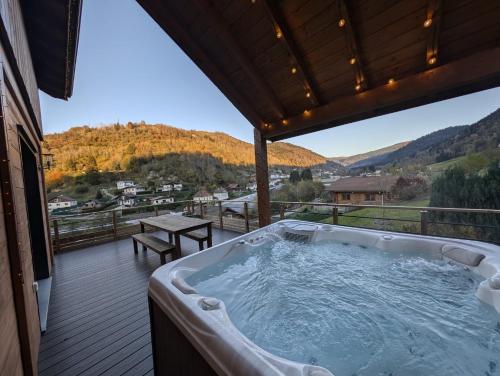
[38,229,239,376]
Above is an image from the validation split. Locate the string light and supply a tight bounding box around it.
[349,57,356,65]
[387,78,395,85]
[276,28,282,39]
[303,109,311,117]
[423,18,432,28]
[338,18,346,27]
[282,119,289,125]
[428,56,437,65]
[355,83,361,91]
[305,92,311,98]
[291,67,297,74]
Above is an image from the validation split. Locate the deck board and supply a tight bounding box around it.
[39,229,239,376]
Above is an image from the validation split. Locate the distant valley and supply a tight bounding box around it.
[329,108,500,171]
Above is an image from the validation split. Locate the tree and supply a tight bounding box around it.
[300,168,313,181]
[391,176,428,201]
[95,190,103,199]
[289,170,300,184]
[297,180,316,202]
[430,165,500,242]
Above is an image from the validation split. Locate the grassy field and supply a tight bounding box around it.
[289,197,430,233]
[426,156,467,175]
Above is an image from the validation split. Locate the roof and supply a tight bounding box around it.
[193,190,212,197]
[222,193,257,215]
[214,188,228,193]
[137,1,500,141]
[49,194,76,202]
[326,176,400,193]
[21,0,82,99]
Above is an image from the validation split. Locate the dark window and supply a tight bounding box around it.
[341,192,351,200]
[365,193,376,201]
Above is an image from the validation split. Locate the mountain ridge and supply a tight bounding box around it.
[328,141,410,167]
[43,123,327,178]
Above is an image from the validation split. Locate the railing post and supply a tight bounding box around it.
[199,201,203,219]
[420,210,429,235]
[112,210,117,239]
[218,201,223,230]
[53,219,60,253]
[154,205,159,216]
[279,204,285,220]
[244,202,250,233]
[333,207,339,225]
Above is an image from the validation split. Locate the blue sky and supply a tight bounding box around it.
[40,0,500,157]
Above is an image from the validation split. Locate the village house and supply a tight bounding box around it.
[193,190,213,202]
[150,196,175,205]
[81,199,101,210]
[226,183,240,192]
[123,185,146,195]
[48,195,78,212]
[327,176,400,205]
[161,182,183,192]
[116,180,134,189]
[213,187,229,201]
[246,182,257,191]
[117,194,137,207]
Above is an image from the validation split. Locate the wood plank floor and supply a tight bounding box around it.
[38,229,239,376]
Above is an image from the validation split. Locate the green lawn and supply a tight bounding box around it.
[290,197,430,233]
[426,156,467,174]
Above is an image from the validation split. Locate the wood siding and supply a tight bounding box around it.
[0,0,41,130]
[0,183,23,375]
[332,191,389,205]
[0,0,52,374]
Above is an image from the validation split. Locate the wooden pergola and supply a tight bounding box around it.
[137,0,500,226]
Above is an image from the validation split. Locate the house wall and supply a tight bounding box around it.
[331,191,387,205]
[0,0,52,374]
[0,187,23,375]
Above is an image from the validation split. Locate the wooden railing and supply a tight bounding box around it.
[49,200,500,252]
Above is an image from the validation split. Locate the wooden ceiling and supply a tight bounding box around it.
[137,0,500,141]
[22,0,82,99]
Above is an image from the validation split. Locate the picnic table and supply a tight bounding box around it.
[139,214,213,259]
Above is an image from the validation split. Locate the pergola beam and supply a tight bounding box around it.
[265,46,500,141]
[195,0,286,120]
[425,0,443,67]
[261,0,321,106]
[254,128,271,227]
[338,0,367,91]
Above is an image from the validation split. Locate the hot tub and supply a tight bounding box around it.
[148,220,500,376]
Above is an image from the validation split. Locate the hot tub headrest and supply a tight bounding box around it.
[442,245,485,267]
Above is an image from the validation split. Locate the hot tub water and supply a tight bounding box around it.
[186,239,500,376]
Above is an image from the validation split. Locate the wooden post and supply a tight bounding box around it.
[420,210,429,235]
[279,204,285,220]
[112,210,117,239]
[254,128,271,227]
[244,202,250,233]
[333,207,339,225]
[53,219,60,253]
[218,201,223,230]
[199,201,203,219]
[154,205,159,216]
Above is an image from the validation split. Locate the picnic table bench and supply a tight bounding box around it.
[132,233,175,265]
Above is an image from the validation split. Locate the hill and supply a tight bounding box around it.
[331,141,410,168]
[348,108,500,170]
[43,122,326,178]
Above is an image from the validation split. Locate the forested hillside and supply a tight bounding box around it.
[43,122,326,179]
[348,108,500,170]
